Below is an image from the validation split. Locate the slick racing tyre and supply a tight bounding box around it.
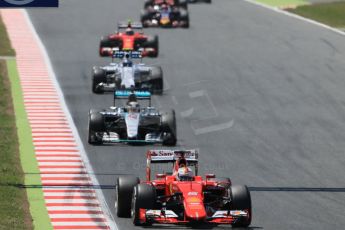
[149,66,163,94]
[131,184,156,226]
[230,185,252,228]
[144,35,159,57]
[180,10,189,28]
[140,10,151,28]
[88,110,104,145]
[161,110,177,146]
[99,36,121,56]
[92,67,106,94]
[178,0,188,9]
[115,176,140,217]
[144,0,153,8]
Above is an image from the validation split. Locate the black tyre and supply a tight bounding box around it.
[115,176,140,217]
[88,110,104,145]
[230,185,252,228]
[144,0,153,8]
[161,110,177,146]
[92,67,106,94]
[180,10,189,28]
[149,66,163,94]
[144,35,159,57]
[99,36,111,56]
[100,36,111,47]
[178,0,188,9]
[99,36,120,56]
[140,10,150,27]
[131,184,156,226]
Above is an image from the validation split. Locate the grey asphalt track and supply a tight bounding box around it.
[28,0,345,229]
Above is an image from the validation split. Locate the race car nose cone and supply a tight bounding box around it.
[184,197,206,221]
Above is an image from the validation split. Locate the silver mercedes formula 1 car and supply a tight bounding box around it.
[88,91,176,146]
[92,51,163,94]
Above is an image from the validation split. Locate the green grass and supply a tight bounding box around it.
[255,0,307,7]
[287,1,345,28]
[0,16,15,56]
[0,60,32,230]
[0,16,51,230]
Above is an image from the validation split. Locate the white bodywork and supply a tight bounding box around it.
[121,67,135,88]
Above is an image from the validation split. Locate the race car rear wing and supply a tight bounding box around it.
[118,21,143,30]
[114,90,151,107]
[146,149,199,181]
[147,149,199,163]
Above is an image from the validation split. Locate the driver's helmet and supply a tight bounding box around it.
[125,28,134,35]
[176,159,193,181]
[127,101,140,113]
[122,59,133,67]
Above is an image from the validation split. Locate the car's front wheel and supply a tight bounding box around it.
[88,110,104,145]
[230,185,252,228]
[115,176,140,217]
[131,184,156,226]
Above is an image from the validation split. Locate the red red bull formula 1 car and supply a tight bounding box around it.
[115,150,252,227]
[144,0,188,9]
[99,22,158,57]
[141,4,189,28]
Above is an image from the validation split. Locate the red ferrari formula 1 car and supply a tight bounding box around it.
[99,22,158,57]
[115,150,252,227]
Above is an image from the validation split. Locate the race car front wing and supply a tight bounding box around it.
[140,209,250,225]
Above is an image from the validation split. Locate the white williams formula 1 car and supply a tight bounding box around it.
[92,51,163,94]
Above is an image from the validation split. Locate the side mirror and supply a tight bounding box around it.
[205,174,215,180]
[156,174,166,179]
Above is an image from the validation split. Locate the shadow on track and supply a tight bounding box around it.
[249,187,345,192]
[3,183,345,193]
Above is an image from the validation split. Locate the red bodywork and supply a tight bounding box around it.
[99,31,157,57]
[137,150,251,225]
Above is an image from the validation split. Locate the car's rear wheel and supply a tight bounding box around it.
[230,185,252,228]
[179,0,188,8]
[180,10,189,28]
[144,35,159,57]
[140,10,150,27]
[144,0,153,8]
[161,110,177,146]
[99,37,111,56]
[92,67,106,94]
[115,176,140,217]
[149,66,163,94]
[99,36,121,56]
[131,184,156,226]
